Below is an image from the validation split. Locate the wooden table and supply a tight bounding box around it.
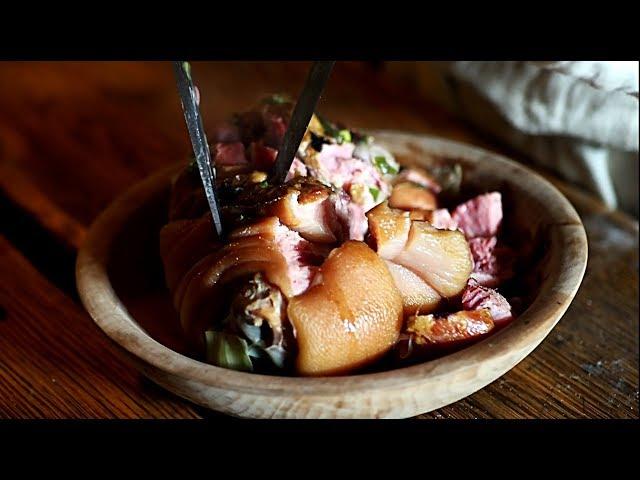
[0,62,637,419]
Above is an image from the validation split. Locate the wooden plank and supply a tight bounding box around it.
[0,235,202,419]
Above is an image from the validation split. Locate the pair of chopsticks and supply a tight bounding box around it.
[173,61,335,238]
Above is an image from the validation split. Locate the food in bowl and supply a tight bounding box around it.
[159,95,520,376]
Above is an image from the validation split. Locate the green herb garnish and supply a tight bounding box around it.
[337,129,352,144]
[258,180,269,189]
[262,93,292,105]
[204,331,253,372]
[369,187,381,201]
[373,155,399,175]
[316,115,338,137]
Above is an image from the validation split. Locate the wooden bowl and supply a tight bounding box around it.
[76,131,588,418]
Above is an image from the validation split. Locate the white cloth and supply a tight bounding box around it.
[385,61,639,216]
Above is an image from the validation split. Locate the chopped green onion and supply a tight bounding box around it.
[337,129,352,144]
[258,180,269,189]
[317,115,338,137]
[369,187,380,202]
[373,155,399,175]
[262,93,292,105]
[204,331,253,372]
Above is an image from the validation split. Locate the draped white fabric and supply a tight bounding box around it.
[386,61,639,216]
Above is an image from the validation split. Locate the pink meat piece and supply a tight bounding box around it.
[451,192,502,239]
[468,237,515,287]
[430,209,459,231]
[273,223,327,296]
[214,142,248,166]
[285,157,308,182]
[263,112,287,148]
[248,142,277,170]
[315,144,385,192]
[469,237,499,287]
[332,190,368,241]
[462,279,513,325]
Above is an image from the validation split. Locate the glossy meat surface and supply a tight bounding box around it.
[287,241,403,376]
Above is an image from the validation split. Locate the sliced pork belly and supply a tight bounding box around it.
[406,309,494,346]
[389,181,437,211]
[461,279,513,325]
[287,241,403,376]
[367,202,473,298]
[384,260,441,315]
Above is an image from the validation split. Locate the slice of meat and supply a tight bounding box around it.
[332,190,369,241]
[366,202,411,258]
[393,222,473,298]
[469,236,499,287]
[384,260,441,315]
[461,279,513,325]
[468,237,516,287]
[222,178,343,244]
[451,192,502,238]
[389,182,437,211]
[406,309,494,346]
[287,241,404,376]
[427,208,459,231]
[261,182,340,244]
[214,142,248,166]
[367,202,473,298]
[229,217,327,296]
[394,167,442,193]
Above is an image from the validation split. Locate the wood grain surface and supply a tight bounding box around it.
[0,61,637,418]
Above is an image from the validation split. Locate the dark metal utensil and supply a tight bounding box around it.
[173,61,224,238]
[271,61,335,184]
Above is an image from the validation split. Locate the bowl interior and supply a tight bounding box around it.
[104,132,585,379]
